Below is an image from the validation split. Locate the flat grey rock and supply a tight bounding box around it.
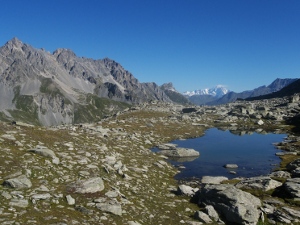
[9,199,29,208]
[201,176,228,184]
[67,177,104,194]
[3,175,32,189]
[224,164,238,169]
[96,202,122,216]
[235,176,282,191]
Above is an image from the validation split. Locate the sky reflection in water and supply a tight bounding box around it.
[158,128,286,180]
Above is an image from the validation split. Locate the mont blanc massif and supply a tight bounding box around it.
[1,38,300,225]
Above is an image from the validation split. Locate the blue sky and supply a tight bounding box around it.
[1,0,300,93]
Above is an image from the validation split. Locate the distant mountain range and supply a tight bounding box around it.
[184,85,229,97]
[185,78,298,105]
[183,85,229,105]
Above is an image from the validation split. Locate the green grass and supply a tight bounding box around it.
[74,94,130,124]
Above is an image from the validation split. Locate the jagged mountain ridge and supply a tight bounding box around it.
[0,37,174,125]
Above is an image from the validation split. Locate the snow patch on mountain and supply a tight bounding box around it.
[183,85,229,98]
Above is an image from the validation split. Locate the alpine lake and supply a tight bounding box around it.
[153,128,286,180]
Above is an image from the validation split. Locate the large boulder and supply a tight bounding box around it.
[67,177,104,194]
[198,184,261,225]
[283,178,300,198]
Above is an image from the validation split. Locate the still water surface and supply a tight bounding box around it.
[157,128,286,180]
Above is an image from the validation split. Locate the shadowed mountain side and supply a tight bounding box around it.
[246,79,300,101]
[160,83,191,105]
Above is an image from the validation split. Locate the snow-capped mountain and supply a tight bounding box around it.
[183,85,229,98]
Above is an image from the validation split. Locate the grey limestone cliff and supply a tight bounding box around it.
[0,38,173,125]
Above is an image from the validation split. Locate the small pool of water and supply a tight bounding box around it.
[154,128,286,180]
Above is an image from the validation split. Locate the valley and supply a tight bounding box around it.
[1,95,300,224]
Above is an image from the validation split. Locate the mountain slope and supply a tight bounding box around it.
[0,38,172,125]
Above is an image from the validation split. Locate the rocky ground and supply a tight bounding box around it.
[1,96,300,225]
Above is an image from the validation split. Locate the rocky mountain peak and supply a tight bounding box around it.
[2,37,26,55]
[161,82,177,92]
[53,48,76,59]
[5,37,23,48]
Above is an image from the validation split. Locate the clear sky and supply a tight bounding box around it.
[1,0,300,93]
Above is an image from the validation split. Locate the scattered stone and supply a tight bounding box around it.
[224,164,238,169]
[96,201,122,216]
[3,175,32,189]
[257,119,264,125]
[28,145,60,164]
[1,191,12,199]
[67,177,105,194]
[194,211,212,223]
[270,171,291,179]
[158,147,199,157]
[66,195,75,205]
[75,205,94,215]
[9,199,29,208]
[31,193,51,200]
[128,221,142,225]
[105,191,119,198]
[204,205,219,221]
